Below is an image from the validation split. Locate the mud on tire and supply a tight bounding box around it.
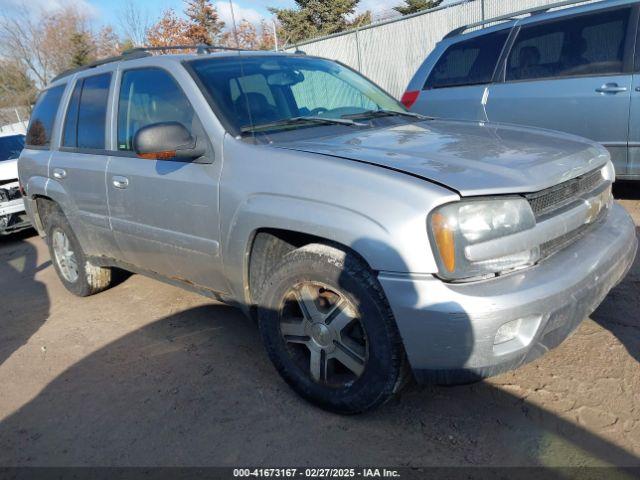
[44,206,112,297]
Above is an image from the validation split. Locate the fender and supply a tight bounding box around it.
[41,178,96,249]
[23,175,49,235]
[223,193,433,305]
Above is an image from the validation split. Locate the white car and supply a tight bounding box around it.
[0,131,29,234]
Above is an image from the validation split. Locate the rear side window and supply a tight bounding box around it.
[117,68,196,151]
[26,85,65,147]
[63,73,111,150]
[425,30,509,89]
[506,7,632,81]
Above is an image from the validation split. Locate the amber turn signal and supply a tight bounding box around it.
[431,212,455,273]
[137,151,177,160]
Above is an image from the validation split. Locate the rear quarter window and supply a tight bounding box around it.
[425,29,509,89]
[26,85,66,148]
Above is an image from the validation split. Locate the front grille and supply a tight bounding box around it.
[526,168,604,219]
[539,210,605,259]
[0,186,22,203]
[7,186,22,202]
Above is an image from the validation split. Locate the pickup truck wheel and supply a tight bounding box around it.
[45,209,112,297]
[257,244,408,414]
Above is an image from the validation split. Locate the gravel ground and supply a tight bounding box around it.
[0,185,638,468]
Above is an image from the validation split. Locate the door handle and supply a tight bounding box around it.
[52,168,67,180]
[112,176,129,189]
[596,83,628,94]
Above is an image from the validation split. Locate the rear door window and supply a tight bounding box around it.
[117,68,196,152]
[26,85,66,148]
[63,73,111,150]
[506,7,632,81]
[425,29,509,89]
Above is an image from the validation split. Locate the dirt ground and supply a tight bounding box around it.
[0,184,638,468]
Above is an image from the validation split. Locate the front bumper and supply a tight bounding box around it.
[0,198,29,235]
[379,203,637,385]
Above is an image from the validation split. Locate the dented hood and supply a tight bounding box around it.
[275,119,609,196]
[0,159,18,183]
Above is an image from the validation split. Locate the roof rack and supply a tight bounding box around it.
[50,50,149,83]
[443,0,588,39]
[123,44,252,55]
[50,44,254,83]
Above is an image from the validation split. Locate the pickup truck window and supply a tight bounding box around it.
[189,55,403,134]
[26,85,65,148]
[117,68,196,151]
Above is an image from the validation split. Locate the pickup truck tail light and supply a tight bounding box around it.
[401,90,420,109]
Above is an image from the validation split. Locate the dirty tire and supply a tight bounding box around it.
[45,206,112,297]
[257,243,409,414]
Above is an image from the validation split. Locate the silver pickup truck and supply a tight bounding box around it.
[18,49,637,413]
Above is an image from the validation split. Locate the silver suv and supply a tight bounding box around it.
[18,48,637,413]
[404,0,640,180]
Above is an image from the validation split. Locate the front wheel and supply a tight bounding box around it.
[257,244,408,414]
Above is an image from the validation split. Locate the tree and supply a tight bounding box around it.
[119,0,151,47]
[146,9,190,48]
[393,0,442,16]
[184,0,225,45]
[0,6,118,87]
[257,20,277,50]
[95,26,122,58]
[0,59,36,112]
[270,0,371,44]
[69,32,94,68]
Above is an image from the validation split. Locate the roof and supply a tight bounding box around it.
[443,0,634,41]
[50,45,291,84]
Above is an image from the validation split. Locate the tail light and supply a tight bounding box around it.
[18,180,26,197]
[401,90,420,109]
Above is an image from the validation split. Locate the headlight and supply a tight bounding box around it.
[429,198,538,281]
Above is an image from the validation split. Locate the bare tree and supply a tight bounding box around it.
[118,0,151,47]
[0,8,51,87]
[0,5,122,91]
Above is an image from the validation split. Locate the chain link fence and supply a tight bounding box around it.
[285,0,598,98]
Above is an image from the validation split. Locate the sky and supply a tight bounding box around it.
[0,0,459,34]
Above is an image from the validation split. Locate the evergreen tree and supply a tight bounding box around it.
[393,0,443,16]
[270,0,371,44]
[69,32,94,67]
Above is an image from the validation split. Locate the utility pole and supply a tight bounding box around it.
[273,19,279,51]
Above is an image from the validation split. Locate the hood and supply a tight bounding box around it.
[274,119,609,196]
[0,159,18,183]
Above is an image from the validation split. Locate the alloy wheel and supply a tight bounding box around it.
[279,282,368,387]
[52,228,79,283]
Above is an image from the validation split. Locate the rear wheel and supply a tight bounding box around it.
[257,244,408,414]
[45,207,112,297]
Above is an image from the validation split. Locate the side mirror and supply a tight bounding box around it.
[133,122,206,161]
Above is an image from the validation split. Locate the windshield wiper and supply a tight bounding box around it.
[241,116,365,134]
[343,109,430,120]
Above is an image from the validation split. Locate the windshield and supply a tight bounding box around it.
[0,135,25,161]
[189,55,406,134]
